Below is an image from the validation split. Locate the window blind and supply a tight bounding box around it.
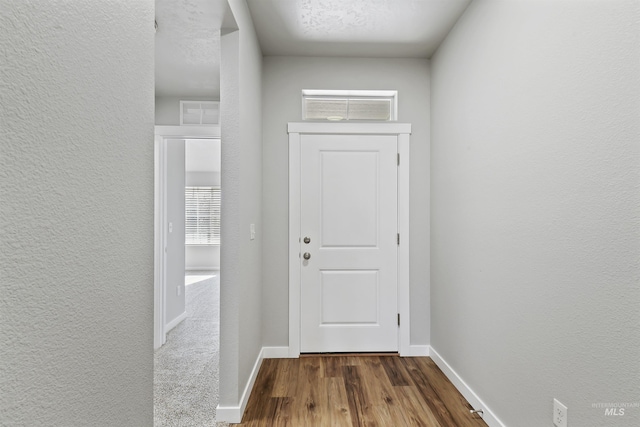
[185,186,221,245]
[302,90,397,121]
[303,98,392,121]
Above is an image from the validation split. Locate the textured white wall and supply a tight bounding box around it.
[431,1,640,426]
[0,1,154,426]
[219,0,263,410]
[219,27,241,406]
[261,56,431,347]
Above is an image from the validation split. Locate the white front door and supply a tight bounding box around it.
[299,134,398,353]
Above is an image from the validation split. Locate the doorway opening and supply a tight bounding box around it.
[154,127,220,348]
[153,127,221,425]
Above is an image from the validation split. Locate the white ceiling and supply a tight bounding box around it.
[155,0,226,97]
[154,0,471,97]
[246,0,472,58]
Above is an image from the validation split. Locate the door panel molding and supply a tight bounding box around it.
[300,135,398,352]
[288,122,411,357]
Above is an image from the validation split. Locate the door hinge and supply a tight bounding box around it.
[397,313,400,326]
[397,153,400,166]
[397,233,400,245]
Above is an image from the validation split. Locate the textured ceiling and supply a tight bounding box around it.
[154,0,472,97]
[155,0,226,97]
[246,0,472,57]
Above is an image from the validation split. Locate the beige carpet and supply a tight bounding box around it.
[154,274,229,426]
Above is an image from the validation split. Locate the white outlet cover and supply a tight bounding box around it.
[553,398,567,427]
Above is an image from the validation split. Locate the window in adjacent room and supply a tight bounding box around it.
[185,186,221,245]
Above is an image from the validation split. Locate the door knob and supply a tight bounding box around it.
[303,237,311,244]
[303,252,311,260]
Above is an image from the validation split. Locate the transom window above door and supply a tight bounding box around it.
[302,90,398,122]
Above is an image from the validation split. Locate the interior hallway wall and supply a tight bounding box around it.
[262,56,431,347]
[430,1,640,426]
[0,1,155,425]
[218,0,264,411]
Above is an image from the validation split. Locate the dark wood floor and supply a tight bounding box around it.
[233,355,489,426]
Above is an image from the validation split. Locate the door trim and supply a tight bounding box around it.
[153,125,220,350]
[288,122,412,357]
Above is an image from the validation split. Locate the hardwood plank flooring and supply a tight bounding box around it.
[233,355,488,427]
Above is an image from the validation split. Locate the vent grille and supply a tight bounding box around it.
[302,90,397,121]
[180,101,219,125]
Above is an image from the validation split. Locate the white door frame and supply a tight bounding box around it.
[287,122,411,357]
[154,125,220,350]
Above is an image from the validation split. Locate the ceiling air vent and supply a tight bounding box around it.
[302,90,397,121]
[180,101,219,125]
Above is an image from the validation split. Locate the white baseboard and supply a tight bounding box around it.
[402,344,430,357]
[216,347,265,423]
[215,405,242,424]
[262,346,292,359]
[165,311,187,333]
[185,267,220,272]
[429,346,506,427]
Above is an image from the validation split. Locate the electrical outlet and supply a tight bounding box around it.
[177,285,182,297]
[554,398,567,427]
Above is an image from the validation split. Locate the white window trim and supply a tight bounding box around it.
[154,125,220,350]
